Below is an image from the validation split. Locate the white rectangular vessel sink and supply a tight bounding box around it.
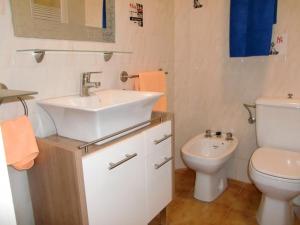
[39,89,163,143]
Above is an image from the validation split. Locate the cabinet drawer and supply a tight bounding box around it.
[146,144,173,222]
[145,121,172,155]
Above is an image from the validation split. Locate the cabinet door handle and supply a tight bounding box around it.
[154,157,173,170]
[108,153,138,170]
[154,134,172,145]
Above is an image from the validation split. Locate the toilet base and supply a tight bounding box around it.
[293,196,300,220]
[194,169,227,202]
[257,195,294,225]
[295,207,300,220]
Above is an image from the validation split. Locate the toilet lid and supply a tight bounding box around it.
[251,147,300,180]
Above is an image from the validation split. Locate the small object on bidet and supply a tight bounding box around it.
[204,129,212,138]
[226,132,233,141]
[215,131,222,138]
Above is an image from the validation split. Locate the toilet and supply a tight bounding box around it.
[249,97,300,225]
[181,132,238,202]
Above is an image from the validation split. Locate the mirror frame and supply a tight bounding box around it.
[10,0,115,43]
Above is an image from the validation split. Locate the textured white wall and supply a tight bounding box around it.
[0,0,174,224]
[0,130,17,225]
[174,0,300,182]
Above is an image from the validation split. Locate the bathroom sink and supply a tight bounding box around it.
[39,89,163,143]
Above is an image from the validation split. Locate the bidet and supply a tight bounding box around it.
[181,132,238,202]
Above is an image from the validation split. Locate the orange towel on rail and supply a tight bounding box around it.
[134,71,167,112]
[1,116,39,170]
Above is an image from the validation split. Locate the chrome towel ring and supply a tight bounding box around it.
[17,97,29,116]
[0,83,34,117]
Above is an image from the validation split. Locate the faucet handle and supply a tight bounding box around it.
[82,71,102,81]
[204,129,212,138]
[83,71,102,75]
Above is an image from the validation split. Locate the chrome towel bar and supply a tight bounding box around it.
[120,69,168,82]
[78,116,163,153]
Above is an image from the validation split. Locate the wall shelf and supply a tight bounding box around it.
[16,49,133,63]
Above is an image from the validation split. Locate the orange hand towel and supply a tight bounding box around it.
[135,71,167,112]
[1,116,39,170]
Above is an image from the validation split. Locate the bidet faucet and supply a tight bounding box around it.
[80,72,102,97]
[204,129,212,138]
[225,132,233,141]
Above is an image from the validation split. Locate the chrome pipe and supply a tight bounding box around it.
[243,104,256,124]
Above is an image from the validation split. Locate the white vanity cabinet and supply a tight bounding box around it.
[82,133,146,225]
[144,121,173,222]
[28,119,173,225]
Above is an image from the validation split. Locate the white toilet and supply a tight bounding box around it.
[249,97,300,225]
[181,132,238,202]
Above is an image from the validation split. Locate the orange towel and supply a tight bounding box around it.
[134,77,141,91]
[1,116,39,170]
[134,71,167,112]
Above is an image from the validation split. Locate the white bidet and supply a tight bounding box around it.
[181,132,238,202]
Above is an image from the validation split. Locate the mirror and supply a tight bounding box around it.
[10,0,115,42]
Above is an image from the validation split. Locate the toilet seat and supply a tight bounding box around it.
[251,147,300,181]
[249,161,300,185]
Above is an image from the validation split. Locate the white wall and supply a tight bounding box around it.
[0,129,17,225]
[174,0,300,182]
[0,0,174,224]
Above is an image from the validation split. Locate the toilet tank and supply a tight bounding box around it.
[256,97,300,152]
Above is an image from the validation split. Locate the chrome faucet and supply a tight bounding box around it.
[80,72,102,97]
[204,129,212,138]
[225,132,233,141]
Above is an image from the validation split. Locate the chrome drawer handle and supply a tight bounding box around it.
[154,157,173,170]
[108,153,138,170]
[154,134,172,145]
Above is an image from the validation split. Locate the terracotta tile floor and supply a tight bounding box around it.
[150,169,300,225]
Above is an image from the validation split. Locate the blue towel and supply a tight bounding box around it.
[102,0,107,28]
[230,0,278,57]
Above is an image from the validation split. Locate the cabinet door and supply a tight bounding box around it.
[145,122,173,222]
[82,133,146,225]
